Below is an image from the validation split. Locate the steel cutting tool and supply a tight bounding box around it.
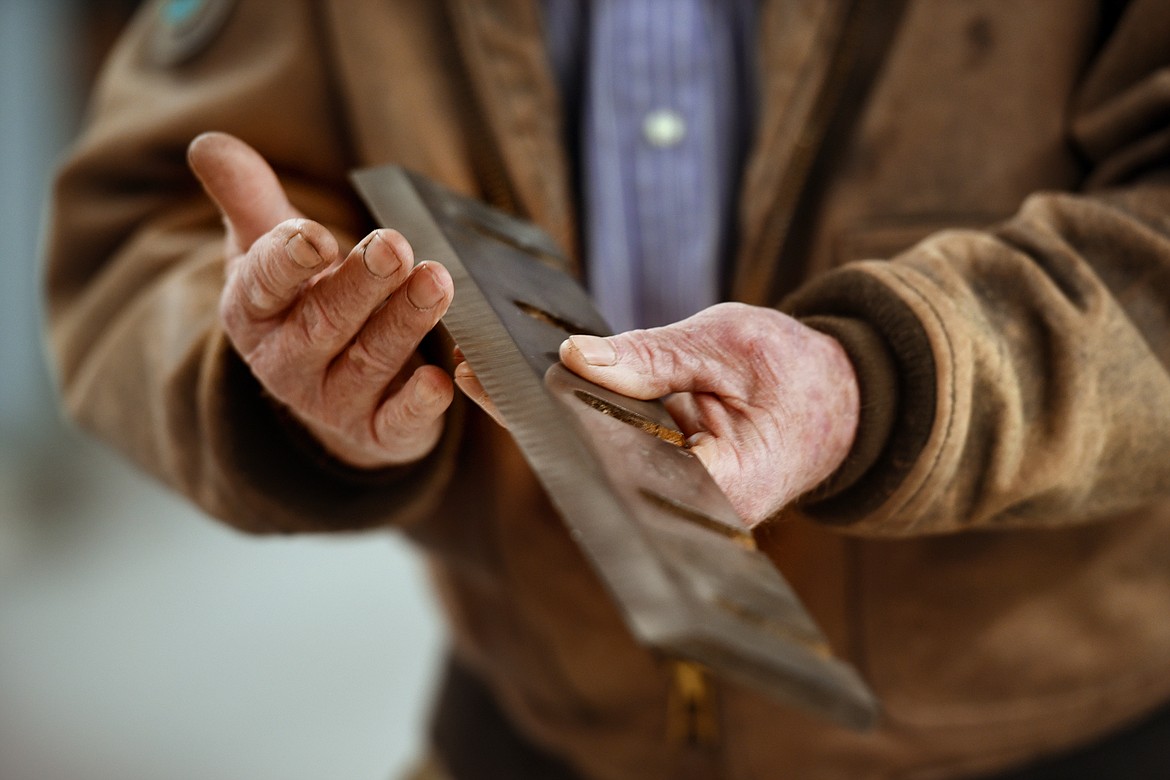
[352,165,879,730]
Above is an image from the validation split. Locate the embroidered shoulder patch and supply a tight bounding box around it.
[149,0,237,67]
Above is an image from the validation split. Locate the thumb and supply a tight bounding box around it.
[559,328,716,399]
[187,131,300,254]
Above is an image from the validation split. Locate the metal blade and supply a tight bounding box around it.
[351,165,880,729]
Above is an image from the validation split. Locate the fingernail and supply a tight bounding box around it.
[568,335,615,366]
[363,233,402,278]
[406,264,445,309]
[285,233,323,269]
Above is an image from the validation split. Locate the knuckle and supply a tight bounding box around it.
[375,401,406,438]
[645,330,689,379]
[643,348,676,385]
[625,330,665,373]
[391,377,445,431]
[296,294,345,346]
[376,398,422,443]
[394,394,425,430]
[696,310,776,394]
[345,339,397,379]
[240,251,289,316]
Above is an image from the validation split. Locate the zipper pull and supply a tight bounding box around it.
[667,660,720,749]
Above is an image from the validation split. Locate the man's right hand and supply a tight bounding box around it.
[188,132,454,469]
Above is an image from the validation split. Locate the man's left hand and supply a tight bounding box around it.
[557,303,859,526]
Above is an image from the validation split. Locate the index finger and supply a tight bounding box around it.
[220,219,338,346]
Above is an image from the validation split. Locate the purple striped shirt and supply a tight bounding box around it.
[543,0,757,332]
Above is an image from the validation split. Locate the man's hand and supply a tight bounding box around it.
[188,132,454,469]
[559,303,860,526]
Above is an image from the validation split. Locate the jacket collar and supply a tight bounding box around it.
[443,0,880,302]
[445,0,579,274]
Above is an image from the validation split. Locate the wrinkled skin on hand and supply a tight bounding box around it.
[190,132,859,512]
[458,303,860,526]
[188,132,455,469]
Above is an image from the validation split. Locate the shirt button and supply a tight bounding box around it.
[642,109,687,147]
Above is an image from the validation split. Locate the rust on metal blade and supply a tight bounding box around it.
[351,165,880,730]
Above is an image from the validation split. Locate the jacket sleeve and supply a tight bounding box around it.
[786,0,1170,536]
[44,0,461,535]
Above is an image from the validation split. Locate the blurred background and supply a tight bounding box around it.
[0,2,443,778]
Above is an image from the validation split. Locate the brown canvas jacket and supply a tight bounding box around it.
[44,0,1170,778]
